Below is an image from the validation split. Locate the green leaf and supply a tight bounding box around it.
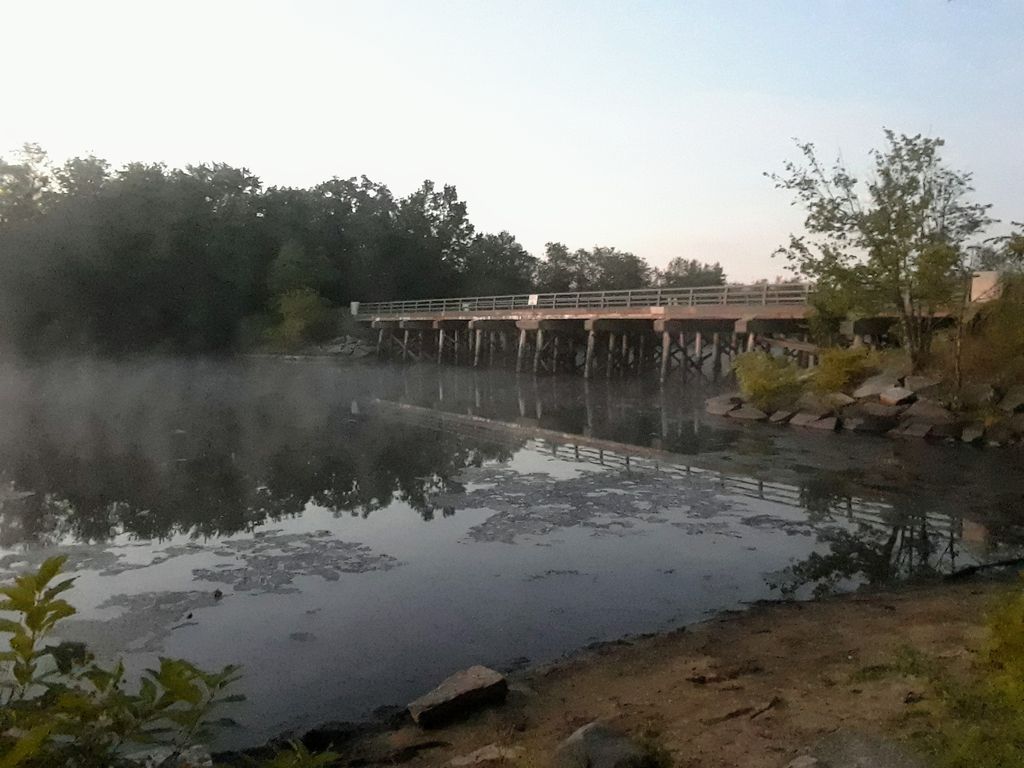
[0,723,53,768]
[0,618,23,634]
[35,555,68,589]
[43,577,76,601]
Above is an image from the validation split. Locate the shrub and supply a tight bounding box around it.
[265,289,337,350]
[0,557,335,768]
[811,347,879,393]
[733,352,802,411]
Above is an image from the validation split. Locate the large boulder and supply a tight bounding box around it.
[852,373,900,399]
[879,386,916,406]
[795,391,834,416]
[408,666,508,727]
[961,422,985,444]
[553,723,660,768]
[858,401,906,419]
[769,410,795,424]
[790,412,830,428]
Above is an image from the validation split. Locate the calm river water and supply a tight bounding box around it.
[0,357,1021,747]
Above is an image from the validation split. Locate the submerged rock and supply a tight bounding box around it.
[903,375,941,394]
[901,399,956,424]
[790,412,829,428]
[961,423,985,444]
[553,722,660,768]
[408,665,508,727]
[450,743,524,766]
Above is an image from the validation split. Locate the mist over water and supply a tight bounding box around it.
[0,357,1021,747]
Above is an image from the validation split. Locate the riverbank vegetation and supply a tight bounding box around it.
[0,146,725,356]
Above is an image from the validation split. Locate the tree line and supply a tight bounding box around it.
[0,145,724,355]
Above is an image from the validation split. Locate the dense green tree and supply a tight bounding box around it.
[463,231,537,295]
[771,129,993,369]
[586,246,652,290]
[659,258,726,287]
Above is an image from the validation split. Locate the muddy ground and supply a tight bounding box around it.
[342,579,1011,768]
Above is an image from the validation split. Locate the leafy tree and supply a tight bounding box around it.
[771,130,993,369]
[536,242,588,292]
[587,246,652,290]
[463,231,537,295]
[659,258,725,288]
[0,143,51,225]
[267,239,339,297]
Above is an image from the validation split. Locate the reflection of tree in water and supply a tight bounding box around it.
[770,489,956,598]
[0,401,518,547]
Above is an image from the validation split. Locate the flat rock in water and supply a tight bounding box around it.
[790,412,827,427]
[999,384,1024,412]
[727,405,768,421]
[842,415,897,435]
[893,422,932,439]
[553,723,658,768]
[806,416,839,431]
[705,394,742,416]
[879,386,916,406]
[901,399,956,424]
[852,373,900,399]
[796,391,833,416]
[769,410,795,424]
[408,666,508,727]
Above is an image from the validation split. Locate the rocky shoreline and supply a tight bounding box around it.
[211,578,1011,768]
[707,374,1024,447]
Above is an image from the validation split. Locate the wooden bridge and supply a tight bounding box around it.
[352,283,833,380]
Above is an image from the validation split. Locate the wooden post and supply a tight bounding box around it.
[489,331,497,367]
[533,329,545,374]
[516,328,527,373]
[402,330,410,362]
[552,334,561,373]
[638,333,647,372]
[584,330,596,379]
[376,328,385,358]
[453,330,461,365]
[606,332,617,379]
[712,332,722,374]
[746,332,756,352]
[731,332,739,355]
[660,330,671,383]
[678,332,687,380]
[437,329,445,364]
[621,333,629,374]
[473,329,483,367]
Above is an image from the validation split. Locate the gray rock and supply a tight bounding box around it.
[790,412,827,427]
[879,386,916,406]
[961,423,985,443]
[901,399,956,424]
[769,410,795,424]
[928,421,963,440]
[843,415,897,434]
[852,373,900,399]
[408,666,508,727]
[553,723,659,768]
[986,418,1021,445]
[786,758,820,768]
[705,394,743,416]
[858,401,906,419]
[903,375,941,394]
[960,383,996,408]
[826,392,856,408]
[727,405,768,421]
[893,422,932,439]
[807,416,840,431]
[450,744,524,766]
[999,384,1024,412]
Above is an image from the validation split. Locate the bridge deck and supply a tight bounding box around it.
[353,283,813,324]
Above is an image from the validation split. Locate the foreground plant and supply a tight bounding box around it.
[0,557,338,768]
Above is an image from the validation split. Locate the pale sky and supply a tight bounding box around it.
[4,0,1022,281]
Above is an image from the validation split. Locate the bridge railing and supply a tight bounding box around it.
[355,282,813,316]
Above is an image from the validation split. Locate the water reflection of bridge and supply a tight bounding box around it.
[369,399,960,538]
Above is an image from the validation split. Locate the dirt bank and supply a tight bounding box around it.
[345,579,1012,767]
